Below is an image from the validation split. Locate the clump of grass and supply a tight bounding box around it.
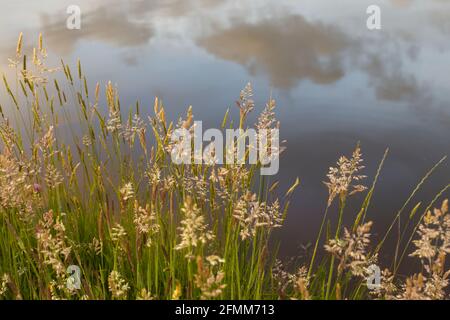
[0,34,448,300]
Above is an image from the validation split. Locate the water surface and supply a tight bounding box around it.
[0,0,449,264]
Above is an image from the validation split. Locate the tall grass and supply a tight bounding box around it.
[0,34,449,300]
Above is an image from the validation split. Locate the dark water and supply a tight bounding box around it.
[0,0,449,266]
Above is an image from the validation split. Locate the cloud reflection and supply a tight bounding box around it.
[40,5,154,55]
[197,12,431,107]
[198,15,351,89]
[362,54,426,103]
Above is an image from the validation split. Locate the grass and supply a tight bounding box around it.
[0,34,449,300]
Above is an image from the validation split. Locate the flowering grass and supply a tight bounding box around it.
[0,34,449,300]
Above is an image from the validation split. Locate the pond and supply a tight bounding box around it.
[0,0,449,265]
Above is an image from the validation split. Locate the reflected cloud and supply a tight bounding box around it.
[197,15,352,88]
[198,15,352,89]
[375,75,420,102]
[431,10,450,35]
[390,0,450,8]
[197,12,430,107]
[197,0,450,119]
[40,5,154,55]
[390,0,414,8]
[0,0,447,117]
[362,54,426,103]
[130,0,223,18]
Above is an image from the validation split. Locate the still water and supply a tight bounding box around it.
[0,0,449,264]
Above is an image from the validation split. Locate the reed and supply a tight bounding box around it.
[0,34,448,300]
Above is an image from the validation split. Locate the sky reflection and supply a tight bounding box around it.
[0,0,449,257]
